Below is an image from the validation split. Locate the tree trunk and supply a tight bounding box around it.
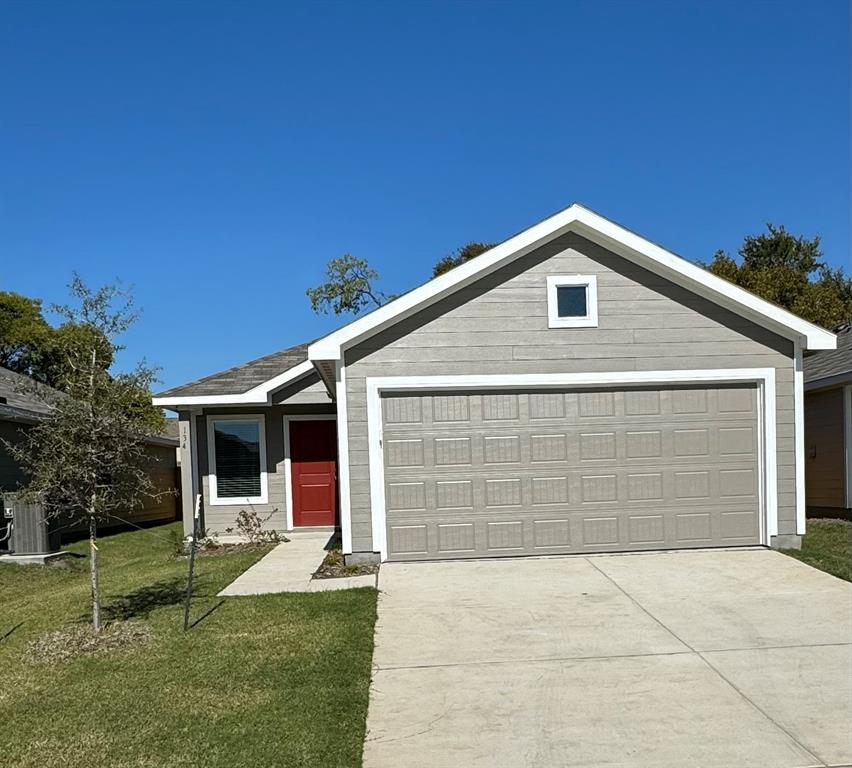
[89,514,101,633]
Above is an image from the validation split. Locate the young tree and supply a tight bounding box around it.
[432,241,496,278]
[6,276,164,632]
[306,254,387,315]
[706,224,852,329]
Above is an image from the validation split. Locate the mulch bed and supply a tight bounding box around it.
[313,548,379,579]
[27,621,152,664]
[195,542,276,558]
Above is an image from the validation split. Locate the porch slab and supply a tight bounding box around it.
[217,530,332,596]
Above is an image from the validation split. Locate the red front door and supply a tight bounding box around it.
[290,419,338,527]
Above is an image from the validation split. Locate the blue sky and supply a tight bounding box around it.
[1,0,849,391]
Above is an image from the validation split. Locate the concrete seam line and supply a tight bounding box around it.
[584,557,828,768]
[374,648,697,672]
[698,651,828,768]
[583,557,698,652]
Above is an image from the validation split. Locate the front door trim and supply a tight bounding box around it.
[283,414,337,530]
[366,369,778,561]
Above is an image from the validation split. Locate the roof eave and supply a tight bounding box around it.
[152,360,315,409]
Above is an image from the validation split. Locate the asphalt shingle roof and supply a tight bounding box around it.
[0,366,178,445]
[804,322,852,385]
[0,367,58,421]
[156,342,311,398]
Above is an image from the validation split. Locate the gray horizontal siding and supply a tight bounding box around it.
[344,231,796,554]
[271,371,332,406]
[195,401,335,534]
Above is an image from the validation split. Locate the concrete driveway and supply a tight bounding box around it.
[364,550,852,768]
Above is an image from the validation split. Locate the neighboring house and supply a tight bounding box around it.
[804,323,852,517]
[154,204,836,563]
[0,366,179,530]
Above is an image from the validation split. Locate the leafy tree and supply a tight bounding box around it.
[6,277,165,632]
[306,254,387,315]
[308,242,497,318]
[0,290,113,388]
[432,241,497,278]
[706,224,852,329]
[0,292,53,379]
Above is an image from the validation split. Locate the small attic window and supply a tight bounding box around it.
[547,275,598,328]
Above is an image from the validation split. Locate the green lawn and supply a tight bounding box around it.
[782,518,852,582]
[0,522,378,768]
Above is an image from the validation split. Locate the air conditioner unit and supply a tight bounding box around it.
[3,498,60,555]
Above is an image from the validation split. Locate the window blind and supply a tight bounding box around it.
[213,420,262,498]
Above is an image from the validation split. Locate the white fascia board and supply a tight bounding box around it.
[568,209,836,350]
[152,360,315,408]
[308,206,581,360]
[308,204,836,361]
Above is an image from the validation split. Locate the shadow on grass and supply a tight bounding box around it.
[187,598,226,630]
[0,622,23,643]
[100,576,209,622]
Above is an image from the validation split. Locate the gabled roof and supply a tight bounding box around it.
[152,342,315,406]
[1,366,178,446]
[308,203,837,361]
[0,366,56,421]
[804,323,852,388]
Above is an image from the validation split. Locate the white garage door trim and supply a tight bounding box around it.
[365,369,778,561]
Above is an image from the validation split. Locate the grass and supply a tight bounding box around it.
[782,518,852,582]
[0,522,378,768]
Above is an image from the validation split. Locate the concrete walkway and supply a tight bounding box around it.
[364,550,852,768]
[217,530,376,595]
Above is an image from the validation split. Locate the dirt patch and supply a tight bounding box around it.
[314,548,379,579]
[195,543,276,558]
[27,621,153,664]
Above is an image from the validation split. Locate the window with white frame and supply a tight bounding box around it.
[546,275,598,328]
[206,415,268,505]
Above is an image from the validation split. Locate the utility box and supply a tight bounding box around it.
[5,498,60,555]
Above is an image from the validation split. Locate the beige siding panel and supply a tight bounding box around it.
[805,387,846,508]
[344,232,796,554]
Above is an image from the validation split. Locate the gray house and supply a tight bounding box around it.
[804,323,852,517]
[154,204,836,562]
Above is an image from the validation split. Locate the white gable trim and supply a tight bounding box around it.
[153,360,315,407]
[308,204,836,361]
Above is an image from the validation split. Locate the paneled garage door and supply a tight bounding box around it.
[381,385,761,560]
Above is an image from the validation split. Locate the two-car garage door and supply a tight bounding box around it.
[381,385,762,561]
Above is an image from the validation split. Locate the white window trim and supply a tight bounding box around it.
[206,414,268,506]
[547,275,598,328]
[282,413,337,531]
[365,369,778,561]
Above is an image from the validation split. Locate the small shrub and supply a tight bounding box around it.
[225,509,283,545]
[170,526,219,556]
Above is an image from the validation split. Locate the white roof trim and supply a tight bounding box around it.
[308,204,836,360]
[153,360,314,408]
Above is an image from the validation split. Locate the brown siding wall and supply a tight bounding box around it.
[344,231,796,553]
[805,387,846,509]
